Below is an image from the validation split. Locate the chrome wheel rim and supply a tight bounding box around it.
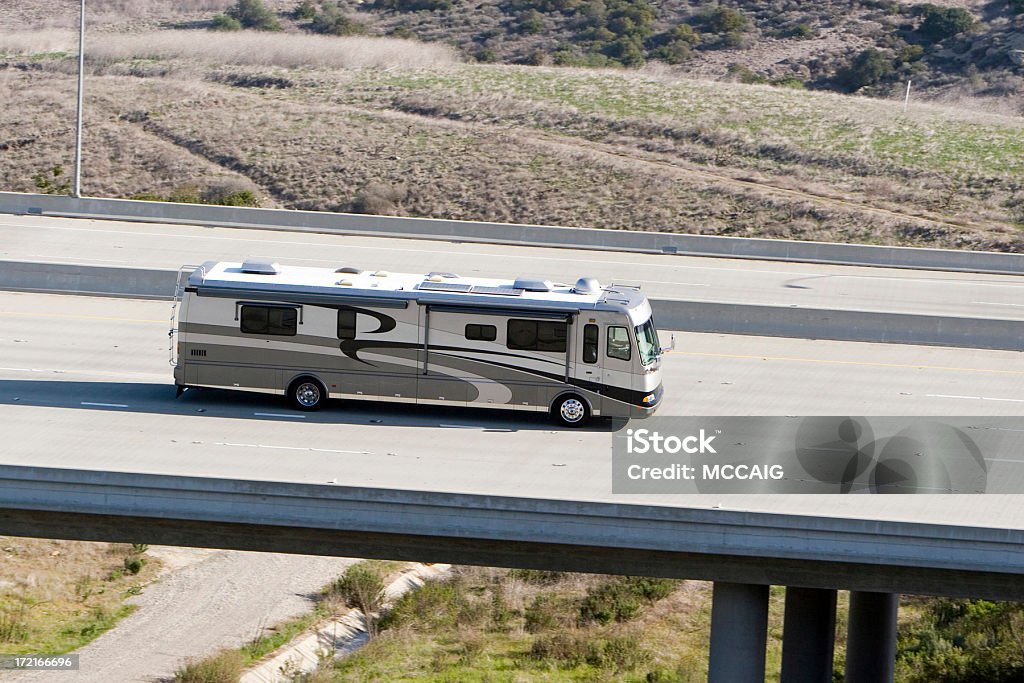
[559,398,585,423]
[296,382,321,407]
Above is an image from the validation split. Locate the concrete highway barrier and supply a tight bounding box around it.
[2,260,1021,350]
[0,465,1022,600]
[2,191,1022,275]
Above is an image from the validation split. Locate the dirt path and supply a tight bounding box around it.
[9,550,357,683]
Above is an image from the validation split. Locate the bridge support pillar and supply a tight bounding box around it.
[845,591,898,683]
[780,587,837,683]
[708,582,769,683]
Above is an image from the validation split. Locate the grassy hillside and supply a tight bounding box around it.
[5,0,1023,105]
[2,28,1022,250]
[282,567,1024,683]
[0,538,158,655]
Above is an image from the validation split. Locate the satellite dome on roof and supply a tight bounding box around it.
[573,277,601,295]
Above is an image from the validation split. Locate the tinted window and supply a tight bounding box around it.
[466,324,497,341]
[507,319,567,352]
[583,324,598,364]
[338,309,357,340]
[607,326,631,361]
[240,305,297,336]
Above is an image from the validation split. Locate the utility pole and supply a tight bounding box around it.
[903,80,911,114]
[73,0,85,197]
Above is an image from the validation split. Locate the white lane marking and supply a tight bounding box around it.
[0,367,50,372]
[253,412,307,419]
[24,254,130,264]
[973,301,1024,307]
[439,424,478,429]
[16,221,1024,285]
[81,401,129,408]
[926,394,1024,403]
[216,442,368,454]
[641,280,710,287]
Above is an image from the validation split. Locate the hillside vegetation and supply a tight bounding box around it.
[5,0,1024,105]
[247,566,1024,683]
[2,28,1022,250]
[0,538,157,655]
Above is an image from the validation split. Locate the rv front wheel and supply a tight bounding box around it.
[289,377,327,411]
[552,395,589,427]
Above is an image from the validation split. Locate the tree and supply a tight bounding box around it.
[917,4,974,43]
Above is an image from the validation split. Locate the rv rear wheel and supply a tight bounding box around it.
[288,377,327,411]
[552,394,589,428]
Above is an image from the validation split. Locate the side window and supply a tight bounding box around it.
[465,324,497,341]
[337,309,357,340]
[240,305,297,336]
[607,326,631,361]
[583,324,598,364]
[507,319,567,353]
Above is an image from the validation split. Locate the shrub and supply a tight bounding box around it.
[519,9,545,34]
[509,568,566,584]
[726,63,766,84]
[310,3,368,35]
[350,181,407,214]
[650,24,699,63]
[226,0,282,31]
[699,6,748,34]
[123,556,146,575]
[836,48,894,91]
[375,0,453,11]
[579,576,678,624]
[916,4,974,43]
[379,578,468,631]
[174,650,245,683]
[603,634,652,672]
[524,593,576,632]
[529,632,651,671]
[209,14,242,31]
[292,0,317,20]
[330,564,386,634]
[580,581,642,624]
[32,165,71,195]
[529,632,601,666]
[0,604,30,643]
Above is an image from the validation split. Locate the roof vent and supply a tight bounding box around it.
[573,277,601,295]
[427,271,460,279]
[335,266,362,274]
[240,258,279,275]
[512,277,554,292]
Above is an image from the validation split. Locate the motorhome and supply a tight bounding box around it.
[170,259,664,426]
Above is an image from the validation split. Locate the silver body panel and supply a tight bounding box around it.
[172,262,663,418]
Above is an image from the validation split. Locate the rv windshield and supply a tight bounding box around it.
[635,318,660,366]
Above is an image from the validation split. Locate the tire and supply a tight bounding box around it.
[552,394,590,427]
[288,376,327,411]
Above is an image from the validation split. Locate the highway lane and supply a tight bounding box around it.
[3,215,1024,320]
[2,291,1023,532]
